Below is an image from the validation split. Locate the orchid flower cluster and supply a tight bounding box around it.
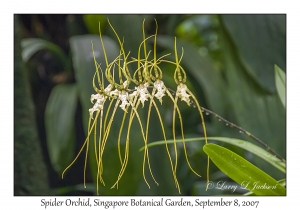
[62,20,209,195]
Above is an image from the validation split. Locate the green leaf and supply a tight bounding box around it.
[143,137,285,173]
[275,64,286,108]
[221,15,286,93]
[45,84,78,174]
[21,38,67,64]
[219,15,286,175]
[203,144,286,195]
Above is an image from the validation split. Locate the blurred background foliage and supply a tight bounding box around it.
[15,14,286,195]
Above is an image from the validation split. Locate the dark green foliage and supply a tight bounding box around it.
[14,15,50,195]
[17,14,286,196]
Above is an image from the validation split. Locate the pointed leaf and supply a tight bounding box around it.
[144,136,286,173]
[203,144,286,195]
[275,64,286,108]
[219,16,286,173]
[45,84,78,174]
[21,38,67,64]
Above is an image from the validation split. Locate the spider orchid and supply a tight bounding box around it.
[62,19,210,195]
